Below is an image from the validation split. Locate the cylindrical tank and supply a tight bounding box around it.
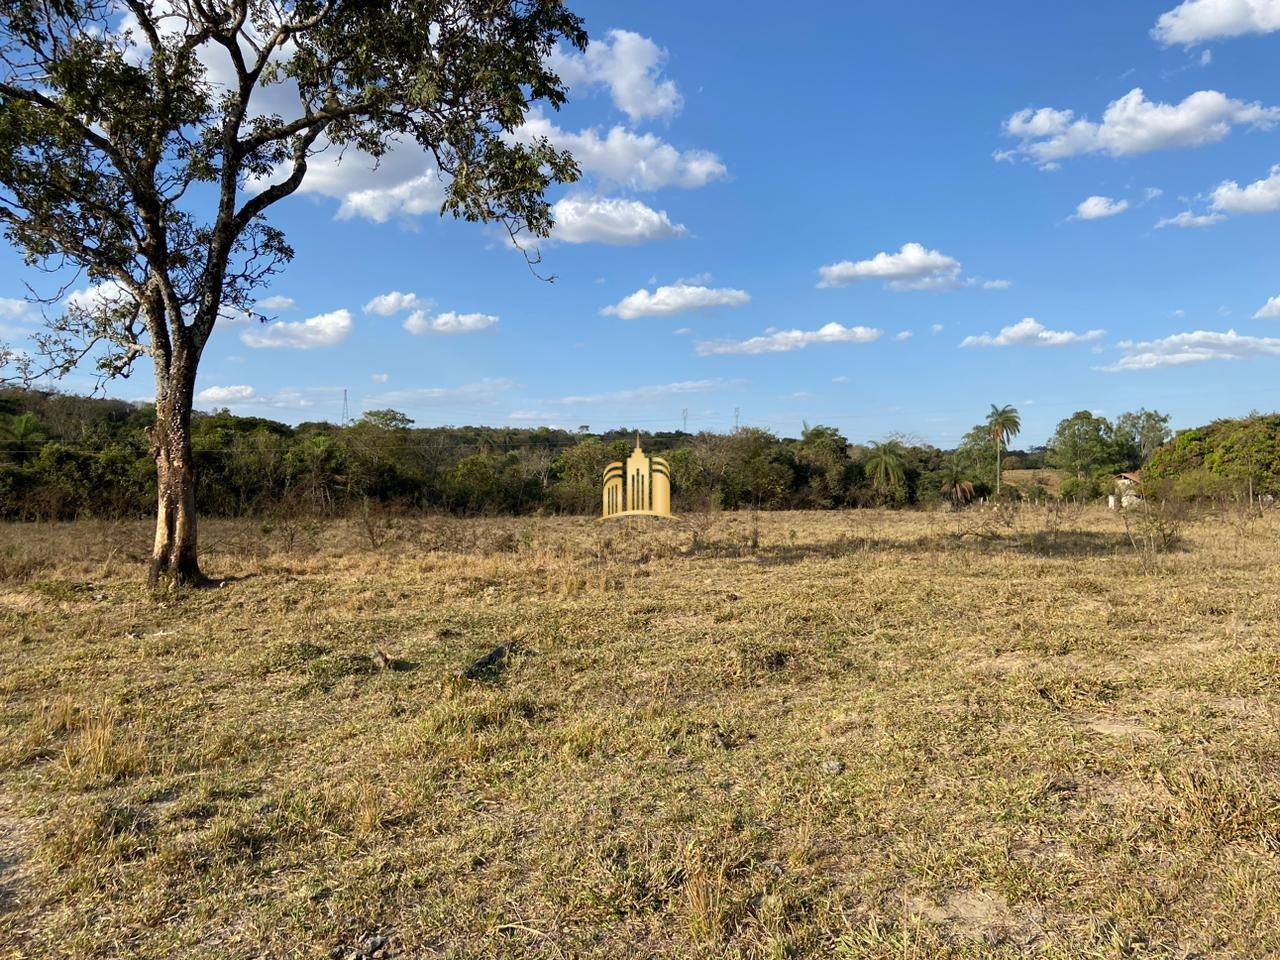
[603,462,624,517]
[650,457,671,516]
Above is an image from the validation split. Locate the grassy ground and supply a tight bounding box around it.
[0,505,1278,959]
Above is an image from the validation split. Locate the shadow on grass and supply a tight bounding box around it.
[0,828,20,918]
[688,529,1163,567]
[199,573,258,589]
[379,655,420,673]
[458,642,527,682]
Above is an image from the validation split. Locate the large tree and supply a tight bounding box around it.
[0,0,585,583]
[1113,408,1172,470]
[1048,410,1117,480]
[985,403,1021,496]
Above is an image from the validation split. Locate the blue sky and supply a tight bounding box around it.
[4,0,1280,448]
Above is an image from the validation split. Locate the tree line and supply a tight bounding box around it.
[2,388,1241,522]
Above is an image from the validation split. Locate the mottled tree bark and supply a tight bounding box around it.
[148,334,202,586]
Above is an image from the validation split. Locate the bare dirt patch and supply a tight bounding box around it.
[1081,716,1160,740]
[904,889,1021,941]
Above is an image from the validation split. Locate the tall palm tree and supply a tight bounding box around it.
[938,457,975,508]
[864,439,907,504]
[986,404,1021,496]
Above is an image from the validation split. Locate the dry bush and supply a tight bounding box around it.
[259,492,323,553]
[1122,494,1190,556]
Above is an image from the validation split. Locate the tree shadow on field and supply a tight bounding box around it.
[714,529,1154,568]
[0,860,15,917]
[1008,529,1182,558]
[0,820,22,918]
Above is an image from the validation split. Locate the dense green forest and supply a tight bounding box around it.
[1145,413,1280,501]
[0,388,1269,520]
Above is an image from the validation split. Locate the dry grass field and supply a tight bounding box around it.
[1,505,1278,959]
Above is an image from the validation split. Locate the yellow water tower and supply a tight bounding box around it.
[602,436,674,519]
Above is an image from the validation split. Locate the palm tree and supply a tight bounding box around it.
[0,413,48,465]
[938,457,975,508]
[863,439,907,504]
[985,404,1021,496]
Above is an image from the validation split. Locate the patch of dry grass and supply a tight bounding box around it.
[1002,468,1067,497]
[1,506,1279,958]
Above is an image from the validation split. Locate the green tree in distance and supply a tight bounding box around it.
[0,411,48,464]
[864,439,907,504]
[0,0,587,584]
[795,422,853,507]
[937,457,975,507]
[986,404,1021,496]
[359,410,415,432]
[1049,410,1118,480]
[1113,408,1172,470]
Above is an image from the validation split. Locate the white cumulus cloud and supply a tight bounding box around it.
[1073,195,1130,219]
[1106,328,1280,369]
[371,373,390,383]
[197,385,258,404]
[552,195,686,244]
[602,283,749,320]
[548,30,682,122]
[337,171,447,223]
[403,310,498,335]
[961,317,1105,348]
[65,279,133,315]
[240,309,352,349]
[252,133,447,224]
[696,322,883,356]
[895,330,914,341]
[999,88,1280,166]
[1254,295,1280,318]
[1210,163,1280,213]
[364,291,429,316]
[0,297,28,319]
[1153,0,1280,45]
[256,295,295,311]
[818,242,964,291]
[515,111,727,190]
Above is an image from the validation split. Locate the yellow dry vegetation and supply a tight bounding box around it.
[1,505,1278,958]
[1001,468,1069,498]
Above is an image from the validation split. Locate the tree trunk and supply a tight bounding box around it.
[995,439,1002,496]
[148,347,203,586]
